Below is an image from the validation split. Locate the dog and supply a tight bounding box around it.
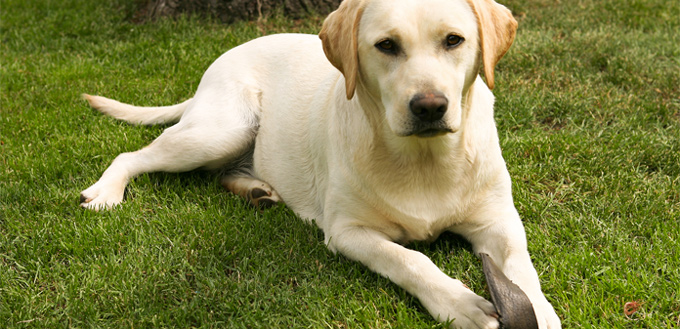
[80,0,561,327]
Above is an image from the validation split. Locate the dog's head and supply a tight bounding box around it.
[319,0,517,138]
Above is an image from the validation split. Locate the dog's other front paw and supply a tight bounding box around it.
[532,297,562,329]
[79,181,125,210]
[421,279,499,329]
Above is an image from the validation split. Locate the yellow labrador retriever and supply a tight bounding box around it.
[80,0,561,327]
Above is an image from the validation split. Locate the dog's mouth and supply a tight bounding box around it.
[407,122,455,138]
[414,128,454,138]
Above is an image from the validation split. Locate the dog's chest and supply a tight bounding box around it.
[385,185,473,241]
[336,139,487,241]
[350,163,481,243]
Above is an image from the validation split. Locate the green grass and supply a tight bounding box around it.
[1,0,678,327]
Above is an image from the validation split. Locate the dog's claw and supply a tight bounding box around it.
[480,253,539,329]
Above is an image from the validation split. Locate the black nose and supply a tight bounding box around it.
[409,92,448,123]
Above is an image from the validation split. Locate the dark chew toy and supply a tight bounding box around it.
[480,253,539,329]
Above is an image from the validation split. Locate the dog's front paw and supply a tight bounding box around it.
[422,279,499,329]
[532,297,561,329]
[79,181,125,210]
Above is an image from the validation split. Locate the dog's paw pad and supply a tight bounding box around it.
[221,176,282,209]
[79,194,91,204]
[250,187,271,199]
[253,197,279,209]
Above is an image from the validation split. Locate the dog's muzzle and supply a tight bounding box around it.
[407,92,454,137]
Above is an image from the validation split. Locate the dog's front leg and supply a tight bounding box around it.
[327,223,499,329]
[461,208,562,329]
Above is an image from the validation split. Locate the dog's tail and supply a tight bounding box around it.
[82,94,192,125]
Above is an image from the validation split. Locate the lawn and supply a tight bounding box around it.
[1,0,679,328]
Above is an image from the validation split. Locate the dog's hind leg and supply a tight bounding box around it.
[81,87,260,210]
[220,175,282,208]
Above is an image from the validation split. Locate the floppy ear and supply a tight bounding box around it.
[465,0,518,89]
[319,0,366,99]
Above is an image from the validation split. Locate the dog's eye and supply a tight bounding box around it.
[446,34,464,48]
[375,39,398,54]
